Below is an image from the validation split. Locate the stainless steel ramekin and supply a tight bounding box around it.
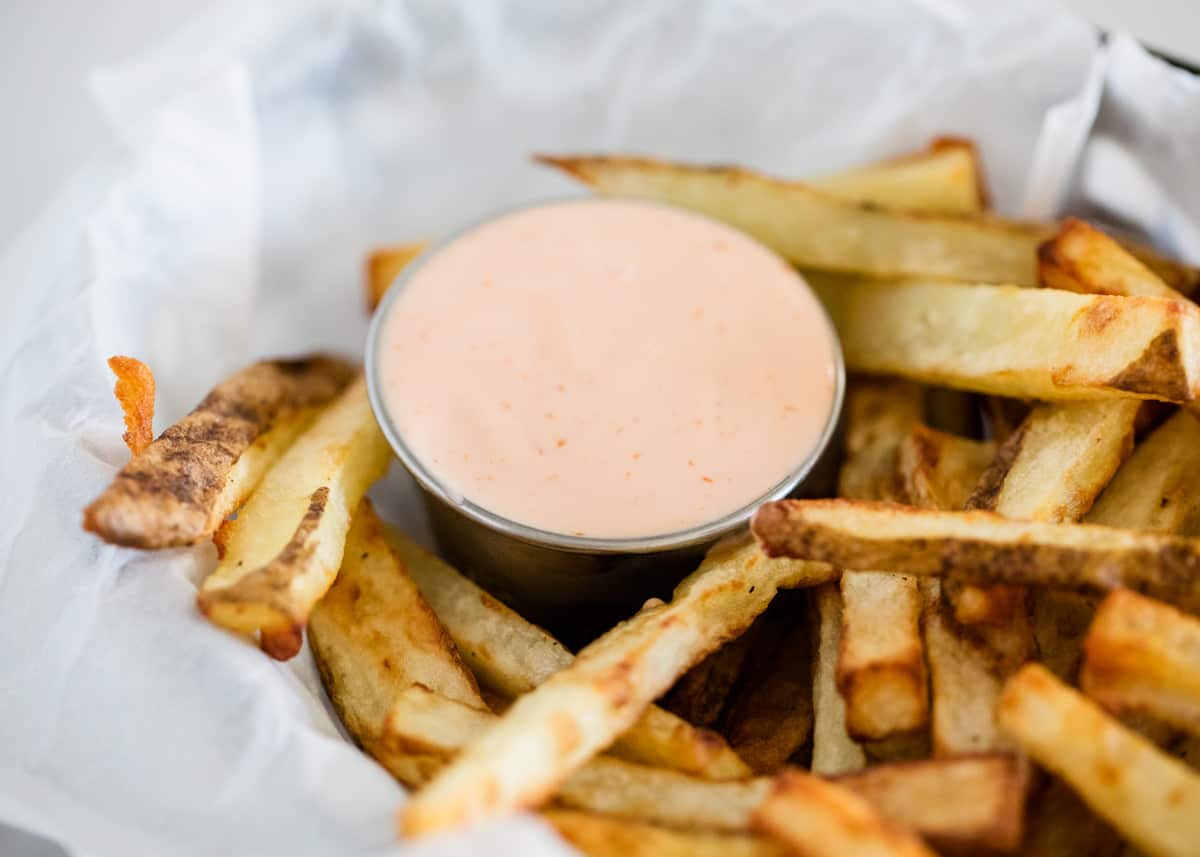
[365,198,845,644]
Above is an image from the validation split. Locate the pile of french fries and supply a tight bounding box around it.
[84,137,1200,857]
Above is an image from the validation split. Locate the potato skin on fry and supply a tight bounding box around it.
[83,355,355,549]
[107,356,156,456]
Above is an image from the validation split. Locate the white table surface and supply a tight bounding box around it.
[1,0,1198,257]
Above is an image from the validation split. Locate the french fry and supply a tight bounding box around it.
[543,811,788,857]
[399,536,834,835]
[721,591,813,773]
[896,424,995,514]
[197,376,391,659]
[307,502,483,785]
[383,523,751,780]
[664,620,761,729]
[752,499,1200,613]
[538,154,1043,285]
[815,279,1200,403]
[754,769,937,857]
[1081,589,1200,736]
[364,241,428,312]
[1039,218,1181,300]
[106,356,156,456]
[810,583,866,775]
[998,664,1200,857]
[1022,779,1124,857]
[83,355,355,549]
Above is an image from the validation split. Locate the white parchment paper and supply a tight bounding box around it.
[2,2,1198,855]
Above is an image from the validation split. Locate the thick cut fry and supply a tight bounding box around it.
[896,424,995,513]
[998,664,1200,857]
[197,377,391,659]
[753,499,1200,613]
[810,583,866,775]
[816,279,1200,403]
[106,355,155,456]
[1039,218,1180,300]
[364,241,428,312]
[83,355,355,549]
[813,137,987,215]
[832,754,1028,856]
[1082,589,1200,735]
[721,592,813,773]
[383,523,750,780]
[544,811,788,857]
[664,620,761,729]
[399,536,834,835]
[539,154,1042,285]
[754,769,936,857]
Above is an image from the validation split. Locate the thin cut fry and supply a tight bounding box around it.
[815,278,1200,403]
[810,583,866,775]
[1081,589,1200,736]
[384,523,750,780]
[197,376,391,659]
[1039,218,1180,300]
[544,811,788,857]
[365,241,429,312]
[83,355,355,549]
[753,499,1200,613]
[753,769,937,857]
[399,536,834,835]
[998,664,1200,857]
[106,356,155,456]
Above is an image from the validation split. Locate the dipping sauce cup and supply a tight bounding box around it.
[366,198,844,641]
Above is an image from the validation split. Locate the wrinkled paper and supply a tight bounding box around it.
[1,1,1198,855]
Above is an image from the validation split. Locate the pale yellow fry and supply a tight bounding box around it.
[383,522,750,780]
[754,769,936,857]
[999,664,1200,857]
[399,537,833,835]
[816,279,1200,403]
[811,582,866,775]
[543,811,788,857]
[1039,218,1181,300]
[197,376,391,659]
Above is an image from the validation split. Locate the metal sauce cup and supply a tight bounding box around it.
[365,200,845,645]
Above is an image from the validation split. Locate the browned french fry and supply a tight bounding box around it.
[896,424,995,514]
[84,355,355,549]
[399,537,834,835]
[384,522,751,780]
[665,620,761,729]
[543,811,788,857]
[1039,218,1181,300]
[1081,589,1200,736]
[998,664,1200,857]
[754,769,937,857]
[365,241,428,312]
[106,355,155,456]
[1022,779,1124,857]
[752,499,1200,614]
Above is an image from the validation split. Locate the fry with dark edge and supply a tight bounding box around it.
[197,376,391,659]
[752,499,1200,613]
[1039,218,1181,300]
[106,356,156,456]
[84,355,355,549]
[399,536,834,835]
[998,664,1200,857]
[665,619,761,729]
[383,522,751,780]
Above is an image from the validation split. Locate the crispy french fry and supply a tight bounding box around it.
[106,356,156,456]
[83,355,355,549]
[815,279,1200,403]
[998,664,1200,857]
[754,769,937,857]
[197,376,391,659]
[752,499,1200,613]
[383,523,751,780]
[1039,218,1180,300]
[543,811,789,857]
[399,536,834,835]
[721,592,813,773]
[665,620,761,729]
[538,154,1043,285]
[813,137,988,215]
[1081,589,1200,736]
[365,241,428,312]
[810,583,866,775]
[896,424,995,514]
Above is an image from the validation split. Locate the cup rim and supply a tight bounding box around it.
[365,195,846,555]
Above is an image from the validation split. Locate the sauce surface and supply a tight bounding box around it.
[377,199,838,539]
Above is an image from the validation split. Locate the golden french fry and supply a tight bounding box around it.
[383,523,750,780]
[998,664,1200,857]
[365,241,428,312]
[197,376,391,659]
[752,499,1200,613]
[816,279,1200,403]
[399,536,834,835]
[1081,589,1200,736]
[754,769,937,857]
[1039,218,1180,300]
[543,811,788,857]
[83,355,355,549]
[106,355,156,456]
[895,424,995,514]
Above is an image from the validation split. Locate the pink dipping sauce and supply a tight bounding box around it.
[377,199,838,539]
